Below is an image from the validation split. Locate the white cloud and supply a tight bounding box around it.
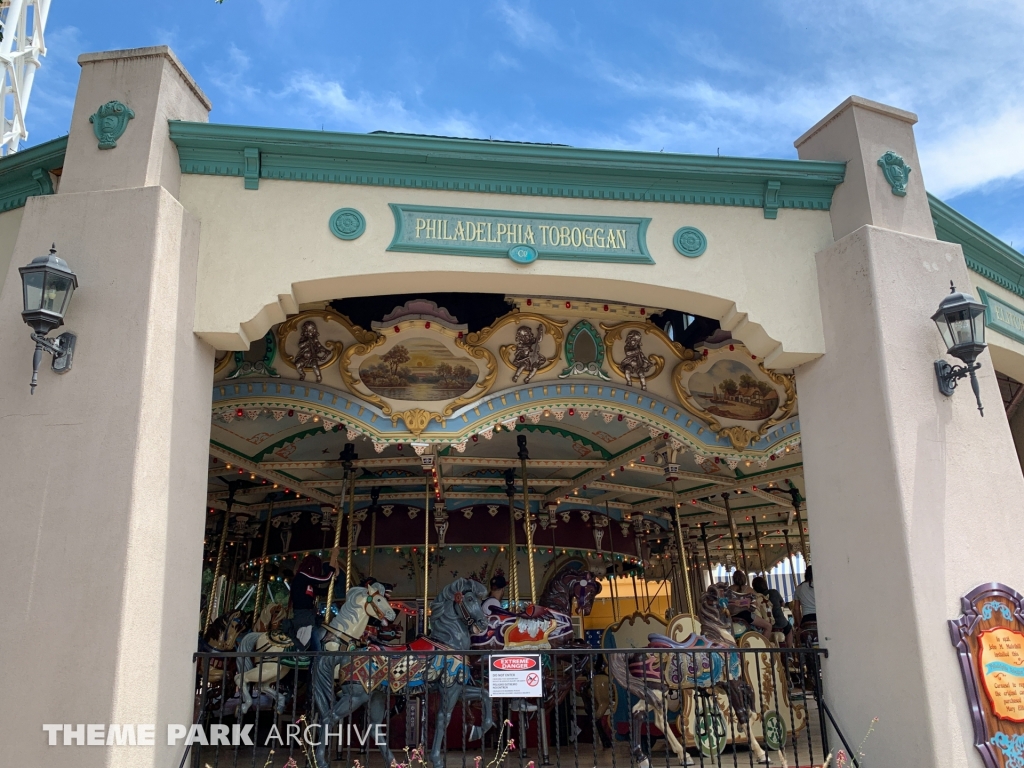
[289,72,481,136]
[494,0,560,50]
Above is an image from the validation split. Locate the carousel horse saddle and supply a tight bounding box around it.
[256,631,311,669]
[337,637,451,693]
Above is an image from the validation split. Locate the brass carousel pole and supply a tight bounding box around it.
[326,443,357,614]
[518,435,537,604]
[722,492,740,566]
[603,502,619,622]
[205,484,236,630]
[252,496,275,625]
[504,469,519,608]
[368,487,380,577]
[344,475,357,591]
[423,477,431,635]
[750,514,767,576]
[737,532,749,572]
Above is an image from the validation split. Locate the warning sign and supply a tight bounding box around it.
[488,655,543,698]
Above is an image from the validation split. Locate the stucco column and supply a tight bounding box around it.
[796,98,1024,765]
[0,48,212,768]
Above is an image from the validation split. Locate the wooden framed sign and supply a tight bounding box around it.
[949,583,1024,767]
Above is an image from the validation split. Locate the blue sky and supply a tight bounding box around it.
[26,1,1024,251]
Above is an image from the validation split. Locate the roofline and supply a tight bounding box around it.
[168,121,846,217]
[0,135,67,213]
[929,193,1024,299]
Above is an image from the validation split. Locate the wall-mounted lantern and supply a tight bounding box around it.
[19,244,78,394]
[932,282,987,416]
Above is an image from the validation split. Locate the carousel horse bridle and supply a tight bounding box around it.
[452,590,479,629]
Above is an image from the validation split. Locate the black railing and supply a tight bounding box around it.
[188,645,836,768]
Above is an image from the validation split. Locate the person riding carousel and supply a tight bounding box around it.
[728,569,774,636]
[481,571,507,620]
[753,575,794,646]
[284,548,340,651]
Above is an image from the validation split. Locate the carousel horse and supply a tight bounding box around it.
[607,583,771,767]
[197,609,250,687]
[235,583,394,716]
[312,578,494,768]
[471,567,602,650]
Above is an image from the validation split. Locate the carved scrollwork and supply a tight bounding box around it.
[390,408,443,437]
[602,321,700,384]
[278,309,372,374]
[465,310,566,378]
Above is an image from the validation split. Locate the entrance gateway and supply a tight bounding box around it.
[2,46,1024,768]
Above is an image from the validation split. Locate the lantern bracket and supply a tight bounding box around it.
[29,331,76,393]
[935,359,983,415]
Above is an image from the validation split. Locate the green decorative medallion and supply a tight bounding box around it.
[673,226,707,257]
[329,208,366,240]
[388,203,653,264]
[877,150,912,196]
[559,320,610,380]
[89,101,135,150]
[762,710,787,751]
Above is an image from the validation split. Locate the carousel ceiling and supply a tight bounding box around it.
[207,295,807,569]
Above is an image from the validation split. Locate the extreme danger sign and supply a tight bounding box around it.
[488,655,542,698]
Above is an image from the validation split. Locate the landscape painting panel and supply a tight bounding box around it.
[359,339,479,401]
[688,359,780,421]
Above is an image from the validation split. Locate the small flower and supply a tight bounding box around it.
[474,757,482,768]
[508,738,516,750]
[527,762,536,768]
[283,760,299,768]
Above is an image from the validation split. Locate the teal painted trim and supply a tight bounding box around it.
[977,288,1024,346]
[673,226,707,258]
[763,180,781,219]
[329,207,366,240]
[387,202,654,265]
[168,121,846,211]
[0,136,66,213]
[930,193,1024,299]
[243,147,260,190]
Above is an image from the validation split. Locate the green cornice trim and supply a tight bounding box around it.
[168,121,846,213]
[930,193,1024,299]
[0,136,66,212]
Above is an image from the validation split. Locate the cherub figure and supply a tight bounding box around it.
[292,320,332,382]
[511,324,547,384]
[620,330,655,390]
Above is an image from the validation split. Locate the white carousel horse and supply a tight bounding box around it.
[234,583,394,715]
[313,578,493,768]
[608,583,772,767]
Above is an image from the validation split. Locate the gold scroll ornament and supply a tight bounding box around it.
[277,308,378,372]
[465,310,566,378]
[601,320,701,382]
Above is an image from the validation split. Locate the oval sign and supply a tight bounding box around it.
[508,244,538,264]
[493,656,538,670]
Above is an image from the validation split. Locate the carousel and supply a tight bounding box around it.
[197,292,814,765]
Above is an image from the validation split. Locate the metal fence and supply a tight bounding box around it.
[187,644,842,768]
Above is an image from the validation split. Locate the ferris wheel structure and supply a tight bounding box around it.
[0,0,50,155]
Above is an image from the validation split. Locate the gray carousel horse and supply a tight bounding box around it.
[312,577,494,768]
[235,584,394,715]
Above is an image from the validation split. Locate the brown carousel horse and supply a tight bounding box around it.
[197,609,250,686]
[608,583,770,766]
